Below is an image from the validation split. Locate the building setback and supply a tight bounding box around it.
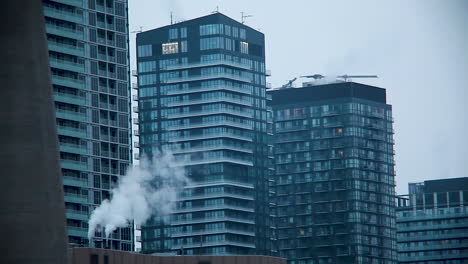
[268,82,397,264]
[42,0,133,250]
[135,13,272,255]
[396,177,468,263]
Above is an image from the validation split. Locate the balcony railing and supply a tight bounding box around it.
[167,109,253,119]
[167,120,253,131]
[166,85,253,96]
[168,132,253,143]
[163,73,252,84]
[164,60,251,71]
[165,97,253,107]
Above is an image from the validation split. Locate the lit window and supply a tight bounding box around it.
[240,41,248,54]
[162,42,179,55]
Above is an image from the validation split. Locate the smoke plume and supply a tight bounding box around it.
[87,151,190,239]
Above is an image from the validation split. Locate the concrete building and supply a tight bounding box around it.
[42,0,133,250]
[396,177,468,263]
[69,248,286,264]
[268,82,397,264]
[135,13,273,255]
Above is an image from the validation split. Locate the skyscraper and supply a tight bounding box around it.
[396,177,468,263]
[135,13,272,255]
[268,82,397,264]
[42,0,133,250]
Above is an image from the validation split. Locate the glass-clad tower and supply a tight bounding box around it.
[136,13,272,255]
[42,0,133,250]
[396,177,468,263]
[268,82,397,264]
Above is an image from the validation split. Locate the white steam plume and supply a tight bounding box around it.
[87,151,190,239]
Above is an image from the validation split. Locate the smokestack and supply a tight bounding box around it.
[0,1,69,264]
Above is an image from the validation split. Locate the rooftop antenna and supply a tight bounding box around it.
[130,26,143,34]
[337,75,378,82]
[241,12,253,24]
[170,11,173,24]
[212,6,219,14]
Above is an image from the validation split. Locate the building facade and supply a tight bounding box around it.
[136,13,272,255]
[396,177,468,263]
[268,82,397,264]
[69,248,286,264]
[42,0,133,250]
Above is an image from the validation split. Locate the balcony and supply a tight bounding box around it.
[163,73,252,84]
[166,85,253,96]
[55,109,87,122]
[168,132,253,143]
[66,209,88,221]
[167,109,254,119]
[43,6,83,24]
[171,228,255,238]
[132,70,138,77]
[67,226,88,237]
[265,69,271,76]
[175,204,255,214]
[59,143,87,155]
[164,60,251,71]
[172,144,253,155]
[57,126,87,138]
[167,120,253,131]
[50,0,83,8]
[171,216,254,226]
[49,58,85,73]
[48,41,84,57]
[63,192,88,204]
[175,156,254,167]
[45,24,83,40]
[170,240,255,250]
[132,83,138,89]
[177,191,254,201]
[165,97,253,107]
[63,175,88,188]
[52,75,85,90]
[60,159,88,171]
[54,92,86,106]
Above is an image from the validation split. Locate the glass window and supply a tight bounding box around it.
[200,24,224,36]
[180,27,187,38]
[240,28,246,39]
[180,40,187,52]
[240,41,248,54]
[200,37,224,50]
[168,28,178,39]
[137,44,152,57]
[162,42,179,54]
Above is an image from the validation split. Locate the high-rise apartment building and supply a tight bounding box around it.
[268,82,397,264]
[135,13,272,255]
[42,0,133,250]
[396,177,468,263]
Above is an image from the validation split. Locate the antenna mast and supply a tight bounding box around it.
[170,11,173,24]
[241,12,253,24]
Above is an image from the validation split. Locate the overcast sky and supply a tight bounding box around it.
[128,0,468,194]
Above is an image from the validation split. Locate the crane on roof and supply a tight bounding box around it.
[337,75,378,82]
[301,74,325,80]
[281,77,297,89]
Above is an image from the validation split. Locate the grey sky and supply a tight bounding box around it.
[128,0,468,194]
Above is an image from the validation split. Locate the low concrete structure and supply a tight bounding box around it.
[70,248,286,264]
